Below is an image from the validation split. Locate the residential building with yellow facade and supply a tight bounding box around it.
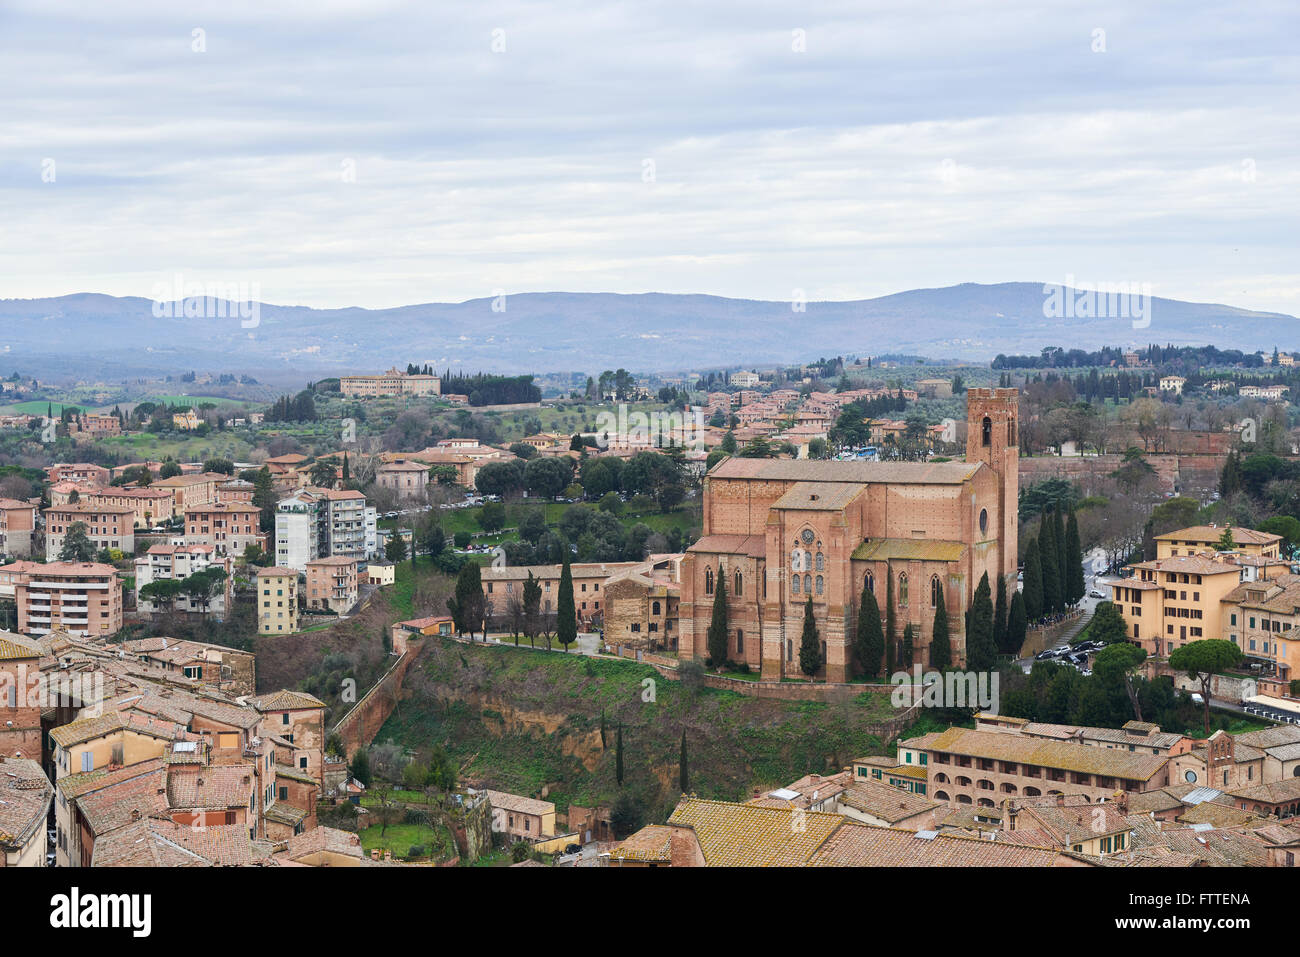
[1154,524,1282,560]
[256,566,299,634]
[1110,525,1295,660]
[1111,554,1246,657]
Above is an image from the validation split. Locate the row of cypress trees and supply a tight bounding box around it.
[1021,505,1086,622]
[705,560,1032,680]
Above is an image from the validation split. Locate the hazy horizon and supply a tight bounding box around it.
[3,1,1299,316]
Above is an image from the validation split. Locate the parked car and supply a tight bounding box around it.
[564,843,581,855]
[1089,589,1105,599]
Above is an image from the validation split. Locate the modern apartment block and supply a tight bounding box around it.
[317,488,376,562]
[134,544,233,617]
[274,488,377,572]
[0,560,122,637]
[305,556,358,614]
[43,503,136,560]
[274,492,324,571]
[256,566,299,634]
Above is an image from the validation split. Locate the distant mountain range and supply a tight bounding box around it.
[0,282,1295,380]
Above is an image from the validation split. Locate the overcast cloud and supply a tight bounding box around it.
[2,0,1298,314]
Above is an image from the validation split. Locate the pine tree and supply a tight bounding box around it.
[1007,591,1028,656]
[679,730,689,794]
[1065,509,1085,606]
[993,574,1008,654]
[885,572,897,675]
[706,566,729,667]
[798,595,821,678]
[930,587,952,670]
[557,552,577,650]
[1023,537,1044,621]
[615,724,624,786]
[1038,512,1061,614]
[855,583,884,678]
[967,572,996,671]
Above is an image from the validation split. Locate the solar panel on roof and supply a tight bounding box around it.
[914,830,938,840]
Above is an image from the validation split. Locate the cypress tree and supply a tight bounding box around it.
[967,571,996,671]
[557,552,577,649]
[1007,591,1028,656]
[447,561,485,638]
[855,583,884,679]
[1053,506,1068,605]
[1219,451,1241,498]
[1023,537,1044,621]
[901,623,915,669]
[885,571,897,675]
[615,724,624,786]
[1065,508,1085,606]
[599,709,607,749]
[993,574,1009,654]
[679,730,689,794]
[798,595,821,678]
[706,566,729,667]
[1039,511,1061,614]
[930,587,952,670]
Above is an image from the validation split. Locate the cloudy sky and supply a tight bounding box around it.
[3,0,1299,314]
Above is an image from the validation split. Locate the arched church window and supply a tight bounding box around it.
[790,548,802,572]
[804,574,812,594]
[864,570,874,594]
[792,574,801,594]
[899,573,909,605]
[705,567,713,595]
[734,571,743,596]
[931,575,941,608]
[815,552,824,571]
[815,575,824,595]
[979,508,988,535]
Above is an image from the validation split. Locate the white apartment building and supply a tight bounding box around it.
[275,488,379,572]
[134,544,232,617]
[274,493,324,572]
